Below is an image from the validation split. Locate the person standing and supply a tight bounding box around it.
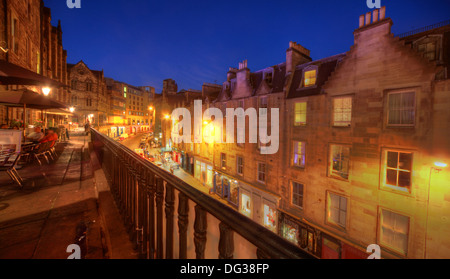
[84,121,90,136]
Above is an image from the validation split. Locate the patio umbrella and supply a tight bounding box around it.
[0,88,67,110]
[0,60,67,87]
[0,89,67,131]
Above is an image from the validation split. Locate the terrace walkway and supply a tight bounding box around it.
[0,132,137,259]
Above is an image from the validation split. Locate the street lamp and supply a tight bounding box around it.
[69,107,75,113]
[425,161,447,258]
[42,87,51,96]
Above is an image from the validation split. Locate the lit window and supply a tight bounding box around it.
[257,162,266,184]
[240,193,251,217]
[303,70,317,87]
[282,223,298,245]
[291,182,304,208]
[229,180,239,207]
[263,202,277,232]
[333,97,352,127]
[237,156,244,176]
[330,145,350,180]
[294,102,307,126]
[379,209,409,255]
[220,153,226,170]
[385,151,412,188]
[387,92,415,126]
[293,141,306,168]
[327,192,347,229]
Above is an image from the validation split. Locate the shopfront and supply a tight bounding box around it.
[278,211,321,257]
[211,173,280,232]
[184,153,194,174]
[193,157,213,189]
[213,172,239,208]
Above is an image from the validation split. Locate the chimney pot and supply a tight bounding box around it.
[380,6,386,20]
[365,12,372,26]
[373,9,379,23]
[359,15,365,28]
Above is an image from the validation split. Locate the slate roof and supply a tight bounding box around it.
[287,54,345,99]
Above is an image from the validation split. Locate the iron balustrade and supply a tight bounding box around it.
[90,128,315,259]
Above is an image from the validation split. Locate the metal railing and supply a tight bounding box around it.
[397,20,450,38]
[90,128,314,259]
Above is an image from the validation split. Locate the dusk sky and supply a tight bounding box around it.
[44,0,450,92]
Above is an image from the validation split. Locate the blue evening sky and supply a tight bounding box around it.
[44,0,450,92]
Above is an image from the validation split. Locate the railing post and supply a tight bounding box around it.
[148,173,156,259]
[257,248,271,259]
[219,222,234,259]
[155,177,164,259]
[137,166,146,258]
[178,192,189,259]
[165,183,175,259]
[194,205,207,259]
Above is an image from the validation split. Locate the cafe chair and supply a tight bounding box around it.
[0,144,24,188]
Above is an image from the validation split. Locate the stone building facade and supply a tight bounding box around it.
[166,8,450,259]
[0,0,69,127]
[68,61,108,126]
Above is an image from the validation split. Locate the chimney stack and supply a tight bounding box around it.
[380,6,386,20]
[373,9,379,23]
[359,15,365,28]
[365,12,372,26]
[358,6,386,28]
[238,60,248,70]
[286,41,312,74]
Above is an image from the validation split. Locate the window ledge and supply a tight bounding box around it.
[297,85,318,91]
[328,175,349,182]
[381,184,412,195]
[332,125,351,128]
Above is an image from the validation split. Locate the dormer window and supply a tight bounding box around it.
[418,41,436,61]
[303,69,317,87]
[413,35,441,62]
[264,71,273,86]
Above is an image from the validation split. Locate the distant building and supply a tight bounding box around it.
[0,0,70,128]
[68,61,108,126]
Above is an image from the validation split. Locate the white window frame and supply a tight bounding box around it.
[257,162,266,184]
[294,101,307,126]
[386,90,416,127]
[291,181,304,209]
[329,144,351,180]
[292,141,306,168]
[332,96,352,127]
[379,209,410,256]
[382,149,413,193]
[236,156,244,176]
[326,192,347,229]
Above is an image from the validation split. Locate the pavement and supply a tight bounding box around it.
[0,132,138,259]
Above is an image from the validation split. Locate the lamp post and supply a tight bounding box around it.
[424,161,447,259]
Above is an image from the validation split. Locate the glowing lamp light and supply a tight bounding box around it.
[164,114,170,119]
[69,107,75,113]
[435,162,447,168]
[42,87,51,96]
[149,106,154,111]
